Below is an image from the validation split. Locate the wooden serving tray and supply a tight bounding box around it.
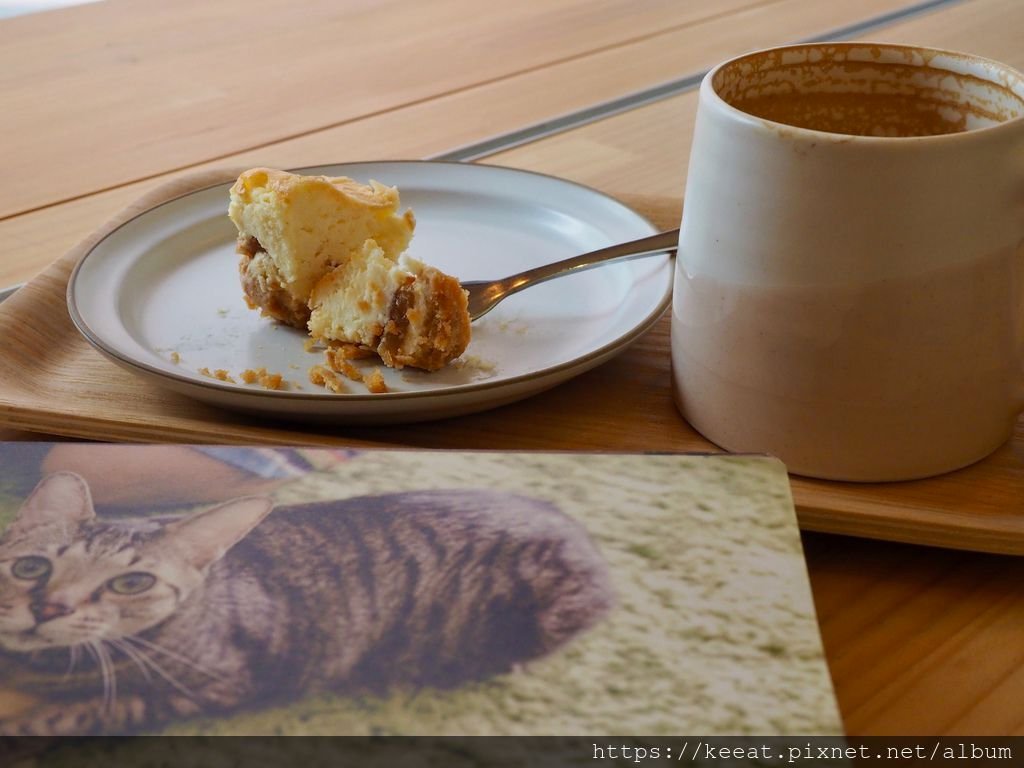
[2,170,1023,554]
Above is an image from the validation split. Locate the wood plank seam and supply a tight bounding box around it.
[441,0,971,162]
[0,0,789,224]
[0,0,962,224]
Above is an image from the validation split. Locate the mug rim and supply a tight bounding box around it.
[703,41,1024,143]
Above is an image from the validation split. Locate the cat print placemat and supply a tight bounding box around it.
[0,444,841,736]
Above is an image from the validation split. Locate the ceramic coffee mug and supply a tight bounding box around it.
[672,43,1024,481]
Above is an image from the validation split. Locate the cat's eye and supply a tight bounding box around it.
[107,572,156,595]
[11,556,51,581]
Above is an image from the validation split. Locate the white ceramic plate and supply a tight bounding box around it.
[68,161,673,424]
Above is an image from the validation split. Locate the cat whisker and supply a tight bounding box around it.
[92,640,118,713]
[81,641,99,669]
[107,638,152,682]
[81,641,109,709]
[117,636,197,700]
[124,634,229,684]
[63,643,82,679]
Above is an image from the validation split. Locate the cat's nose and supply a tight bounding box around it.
[30,601,74,623]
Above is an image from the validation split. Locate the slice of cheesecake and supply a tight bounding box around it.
[309,240,471,371]
[229,168,416,328]
[229,168,470,373]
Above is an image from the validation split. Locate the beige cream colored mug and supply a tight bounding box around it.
[672,43,1024,481]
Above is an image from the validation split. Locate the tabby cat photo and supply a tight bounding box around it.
[0,473,612,735]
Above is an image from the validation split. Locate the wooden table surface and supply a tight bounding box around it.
[2,0,1022,736]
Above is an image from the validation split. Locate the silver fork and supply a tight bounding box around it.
[462,229,678,321]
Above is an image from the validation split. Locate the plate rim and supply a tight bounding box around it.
[67,160,674,404]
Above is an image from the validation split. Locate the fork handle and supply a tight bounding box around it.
[499,229,678,296]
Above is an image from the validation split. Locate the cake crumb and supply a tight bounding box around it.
[327,341,374,360]
[241,367,287,390]
[324,347,363,382]
[216,308,229,317]
[260,372,284,390]
[364,368,388,394]
[197,366,236,383]
[323,347,391,394]
[169,351,181,364]
[309,364,348,394]
[303,338,318,353]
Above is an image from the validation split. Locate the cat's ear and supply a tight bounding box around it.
[160,496,273,570]
[12,472,96,532]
